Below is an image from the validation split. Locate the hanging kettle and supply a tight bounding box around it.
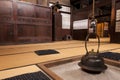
[78,33,107,72]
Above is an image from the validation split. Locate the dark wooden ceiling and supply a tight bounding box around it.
[70,0,112,10]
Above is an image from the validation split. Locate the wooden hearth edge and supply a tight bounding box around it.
[37,55,120,80]
[37,55,82,80]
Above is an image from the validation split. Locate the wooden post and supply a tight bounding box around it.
[110,0,116,42]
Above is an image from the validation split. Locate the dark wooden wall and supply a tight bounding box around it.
[71,0,112,40]
[52,12,71,41]
[0,0,52,44]
[110,0,120,43]
[71,8,88,40]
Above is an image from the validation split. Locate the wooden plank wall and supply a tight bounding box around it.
[71,8,88,40]
[71,0,111,40]
[53,12,71,41]
[0,0,52,44]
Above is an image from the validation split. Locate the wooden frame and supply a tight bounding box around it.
[37,56,81,80]
[37,55,120,80]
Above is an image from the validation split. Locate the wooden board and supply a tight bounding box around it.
[0,41,119,71]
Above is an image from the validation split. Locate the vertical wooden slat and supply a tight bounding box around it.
[12,0,18,42]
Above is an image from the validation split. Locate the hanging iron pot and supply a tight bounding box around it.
[78,33,107,72]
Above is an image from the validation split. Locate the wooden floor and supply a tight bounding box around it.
[0,39,120,79]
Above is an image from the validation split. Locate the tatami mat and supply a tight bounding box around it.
[0,41,119,71]
[0,41,106,56]
[0,65,41,79]
[0,41,84,55]
[0,40,82,49]
[109,49,120,53]
[89,37,110,43]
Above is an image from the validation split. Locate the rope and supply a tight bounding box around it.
[85,0,100,55]
[92,0,95,18]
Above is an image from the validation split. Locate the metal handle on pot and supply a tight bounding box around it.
[85,33,100,55]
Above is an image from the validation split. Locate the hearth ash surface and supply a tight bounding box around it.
[49,61,120,80]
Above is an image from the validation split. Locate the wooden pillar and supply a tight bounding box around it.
[70,6,73,37]
[52,12,62,41]
[110,0,116,43]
